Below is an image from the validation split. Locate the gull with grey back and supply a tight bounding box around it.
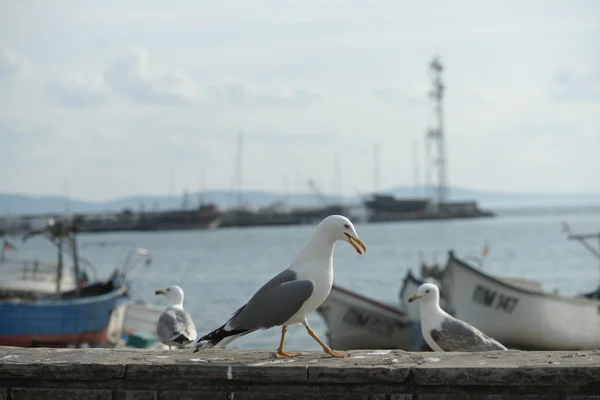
[155,285,197,349]
[409,283,508,352]
[193,215,367,358]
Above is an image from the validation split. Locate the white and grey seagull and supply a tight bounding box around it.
[155,285,197,349]
[193,214,367,358]
[409,283,507,352]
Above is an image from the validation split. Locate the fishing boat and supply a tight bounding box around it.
[316,284,415,350]
[0,218,151,348]
[0,276,129,347]
[439,248,600,350]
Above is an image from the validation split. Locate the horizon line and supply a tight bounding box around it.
[1,184,600,204]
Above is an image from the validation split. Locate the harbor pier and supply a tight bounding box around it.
[0,346,599,399]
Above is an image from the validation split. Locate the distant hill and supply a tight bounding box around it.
[1,186,599,216]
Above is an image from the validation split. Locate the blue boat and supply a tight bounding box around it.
[0,217,150,348]
[0,274,129,347]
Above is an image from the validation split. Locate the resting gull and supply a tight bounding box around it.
[155,285,197,349]
[193,214,367,358]
[408,283,507,352]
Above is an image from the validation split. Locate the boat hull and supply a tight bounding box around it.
[0,284,128,348]
[0,326,109,347]
[441,251,600,350]
[316,284,414,350]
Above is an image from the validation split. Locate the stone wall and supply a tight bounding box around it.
[1,346,599,399]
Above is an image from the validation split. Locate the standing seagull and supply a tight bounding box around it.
[155,285,197,349]
[193,215,367,358]
[409,283,507,351]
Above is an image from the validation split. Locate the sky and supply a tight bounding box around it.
[1,0,599,201]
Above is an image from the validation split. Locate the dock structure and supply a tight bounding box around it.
[1,347,599,399]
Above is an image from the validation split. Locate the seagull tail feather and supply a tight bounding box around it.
[170,332,191,344]
[192,324,253,352]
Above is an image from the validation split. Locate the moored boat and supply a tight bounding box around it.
[439,250,600,350]
[316,284,415,350]
[0,275,128,347]
[0,217,150,348]
[106,300,167,349]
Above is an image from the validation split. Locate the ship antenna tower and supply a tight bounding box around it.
[426,56,449,206]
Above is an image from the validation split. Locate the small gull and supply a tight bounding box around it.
[193,215,367,358]
[408,283,507,352]
[155,285,197,349]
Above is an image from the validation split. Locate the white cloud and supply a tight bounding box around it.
[43,75,107,107]
[206,81,323,108]
[372,81,429,104]
[551,67,600,103]
[0,47,25,81]
[104,47,197,107]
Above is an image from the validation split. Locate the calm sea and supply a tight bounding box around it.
[9,209,600,351]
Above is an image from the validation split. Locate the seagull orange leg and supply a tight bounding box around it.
[304,324,349,358]
[275,326,301,358]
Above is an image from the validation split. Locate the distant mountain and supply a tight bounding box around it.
[0,191,344,216]
[1,186,599,216]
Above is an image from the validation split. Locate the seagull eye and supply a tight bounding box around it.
[344,224,350,229]
[425,290,430,293]
[167,288,170,291]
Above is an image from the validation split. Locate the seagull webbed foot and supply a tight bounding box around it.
[275,350,301,358]
[324,348,349,358]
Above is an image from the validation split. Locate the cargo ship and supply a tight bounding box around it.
[363,193,494,223]
[76,204,222,233]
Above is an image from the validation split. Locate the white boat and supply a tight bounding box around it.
[439,250,600,350]
[106,301,168,349]
[316,284,415,350]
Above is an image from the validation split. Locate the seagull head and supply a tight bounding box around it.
[155,285,185,306]
[408,282,440,304]
[319,215,367,255]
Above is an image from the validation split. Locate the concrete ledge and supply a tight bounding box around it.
[1,346,600,399]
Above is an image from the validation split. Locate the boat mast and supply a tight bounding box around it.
[283,174,290,203]
[53,219,82,298]
[373,143,380,193]
[69,226,82,297]
[333,152,342,201]
[198,167,206,207]
[55,235,63,299]
[229,130,244,208]
[168,166,175,209]
[412,138,420,196]
[63,178,70,214]
[427,56,449,206]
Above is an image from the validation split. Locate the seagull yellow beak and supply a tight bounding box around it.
[408,294,424,303]
[344,233,367,255]
[155,289,166,295]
